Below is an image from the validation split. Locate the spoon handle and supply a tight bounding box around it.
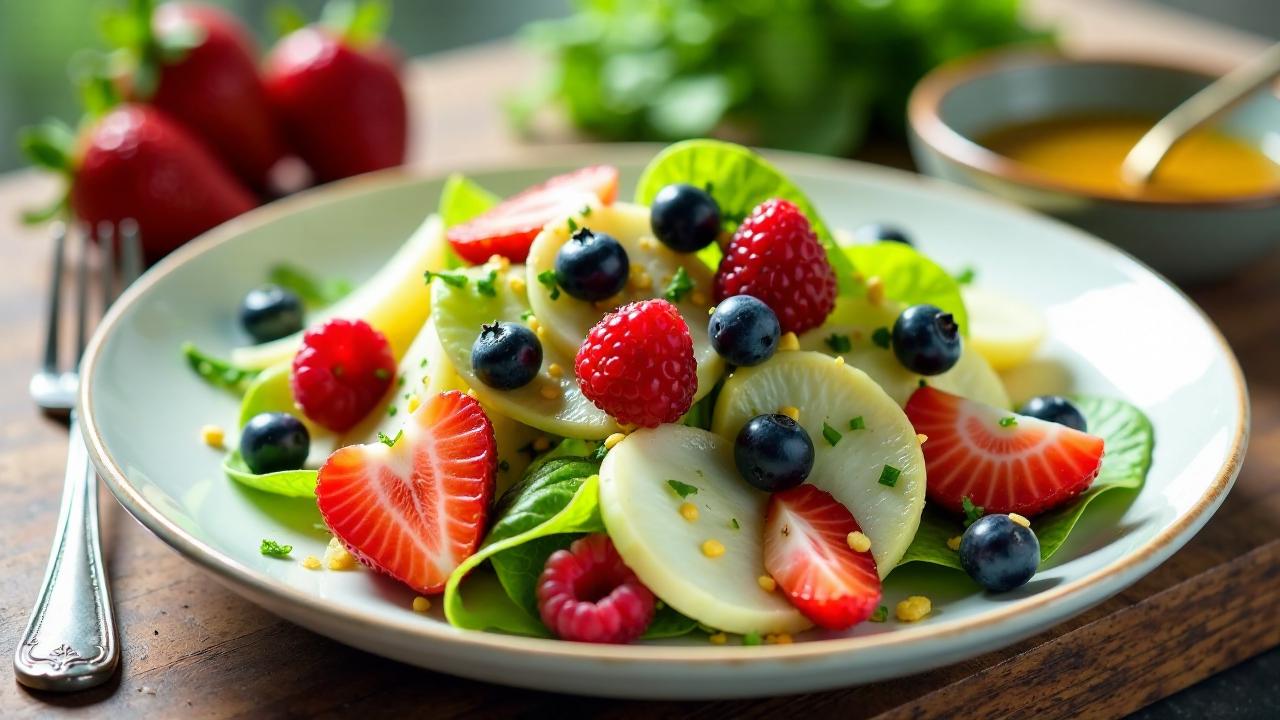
[1122,41,1280,185]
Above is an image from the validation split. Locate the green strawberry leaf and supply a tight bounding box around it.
[842,241,969,336]
[897,395,1154,570]
[223,450,318,499]
[634,139,855,294]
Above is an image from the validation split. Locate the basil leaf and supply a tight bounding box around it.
[897,396,1153,570]
[222,450,317,499]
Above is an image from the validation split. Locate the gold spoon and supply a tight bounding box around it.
[1121,42,1280,186]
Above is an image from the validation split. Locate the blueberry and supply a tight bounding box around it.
[708,295,781,367]
[240,285,304,343]
[554,228,629,302]
[1019,396,1087,432]
[855,223,912,246]
[471,321,542,390]
[734,414,814,492]
[959,514,1040,593]
[650,184,722,253]
[240,412,310,475]
[891,304,961,376]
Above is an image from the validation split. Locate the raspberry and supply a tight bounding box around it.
[536,534,655,643]
[291,318,396,432]
[575,299,697,427]
[713,198,837,334]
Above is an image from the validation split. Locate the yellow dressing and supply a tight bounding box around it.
[979,114,1280,200]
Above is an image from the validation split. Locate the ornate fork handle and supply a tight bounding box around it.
[14,415,119,691]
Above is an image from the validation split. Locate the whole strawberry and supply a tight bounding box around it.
[713,199,837,335]
[575,299,697,427]
[107,1,289,193]
[263,5,407,184]
[22,103,256,261]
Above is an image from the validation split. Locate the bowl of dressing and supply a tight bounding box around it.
[908,50,1280,283]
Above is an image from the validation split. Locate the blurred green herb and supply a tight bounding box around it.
[512,0,1050,156]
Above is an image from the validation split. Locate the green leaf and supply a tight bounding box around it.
[666,479,699,499]
[843,241,969,336]
[821,422,842,447]
[438,173,500,228]
[183,342,260,394]
[634,140,855,294]
[269,3,308,38]
[260,539,293,557]
[18,121,76,173]
[323,0,389,47]
[662,266,695,303]
[223,450,317,498]
[268,264,353,308]
[897,396,1154,570]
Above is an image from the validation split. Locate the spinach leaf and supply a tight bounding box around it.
[223,450,317,499]
[843,241,969,336]
[897,396,1153,569]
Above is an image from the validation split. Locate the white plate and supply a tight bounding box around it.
[80,146,1248,699]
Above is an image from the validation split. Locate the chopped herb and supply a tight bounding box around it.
[181,342,260,393]
[520,309,535,321]
[536,270,561,300]
[954,266,977,285]
[824,333,852,353]
[373,367,390,381]
[730,518,740,530]
[424,270,468,288]
[397,374,406,387]
[869,606,888,623]
[567,217,579,232]
[998,416,1018,428]
[387,405,398,417]
[268,264,352,308]
[498,459,510,473]
[849,416,866,431]
[878,464,901,487]
[871,327,892,350]
[695,469,705,478]
[476,270,498,297]
[704,181,714,196]
[580,205,593,216]
[821,421,842,447]
[962,496,985,527]
[420,358,429,368]
[918,378,928,388]
[667,479,699,499]
[742,631,762,646]
[377,429,403,447]
[663,266,695,303]
[260,539,293,558]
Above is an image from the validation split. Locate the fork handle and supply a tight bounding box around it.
[13,415,119,691]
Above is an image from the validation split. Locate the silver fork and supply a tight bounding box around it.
[14,221,142,691]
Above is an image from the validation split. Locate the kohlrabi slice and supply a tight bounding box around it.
[525,203,724,401]
[432,262,618,439]
[599,424,811,635]
[800,323,1009,409]
[962,285,1045,372]
[712,351,926,574]
[231,214,450,369]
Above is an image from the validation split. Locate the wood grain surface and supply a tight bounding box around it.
[2,1,1278,717]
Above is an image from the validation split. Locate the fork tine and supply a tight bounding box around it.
[119,218,143,287]
[41,223,67,373]
[98,222,116,311]
[73,224,91,367]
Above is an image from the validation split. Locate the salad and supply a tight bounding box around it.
[185,140,1154,645]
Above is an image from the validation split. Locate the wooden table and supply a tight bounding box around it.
[2,1,1278,717]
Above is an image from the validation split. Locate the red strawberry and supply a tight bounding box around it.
[446,165,620,264]
[291,318,396,432]
[764,484,881,630]
[316,390,497,595]
[263,25,407,183]
[109,2,289,192]
[575,298,697,427]
[904,386,1105,516]
[22,104,256,261]
[713,198,837,334]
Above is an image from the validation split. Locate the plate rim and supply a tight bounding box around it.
[78,143,1250,664]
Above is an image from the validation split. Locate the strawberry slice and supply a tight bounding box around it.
[904,386,1105,517]
[315,390,497,594]
[764,484,881,630]
[446,165,620,263]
